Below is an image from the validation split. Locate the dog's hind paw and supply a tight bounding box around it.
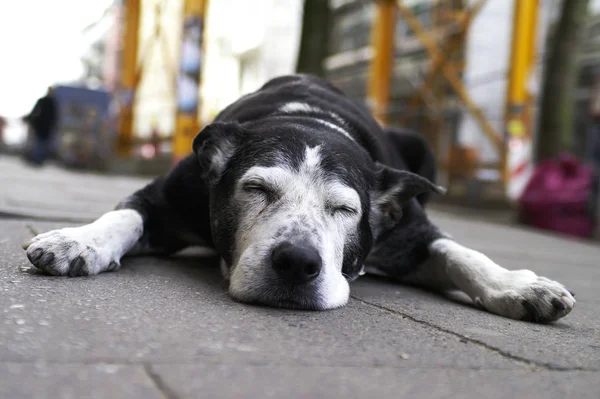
[23,228,119,277]
[478,271,575,323]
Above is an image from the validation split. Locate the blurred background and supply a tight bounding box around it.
[1,0,600,240]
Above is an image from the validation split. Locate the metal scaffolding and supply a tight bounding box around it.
[116,0,141,157]
[116,0,208,160]
[362,0,541,201]
[173,0,209,162]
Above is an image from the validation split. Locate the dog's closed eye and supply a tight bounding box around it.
[328,204,358,217]
[242,181,280,201]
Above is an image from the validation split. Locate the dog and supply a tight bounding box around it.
[23,75,575,322]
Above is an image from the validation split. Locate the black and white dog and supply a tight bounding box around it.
[24,75,574,322]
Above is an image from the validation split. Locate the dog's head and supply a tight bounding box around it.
[193,120,444,310]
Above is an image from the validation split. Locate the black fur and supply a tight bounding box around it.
[119,74,443,282]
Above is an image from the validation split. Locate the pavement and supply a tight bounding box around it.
[0,155,599,398]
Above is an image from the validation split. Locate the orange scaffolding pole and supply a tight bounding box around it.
[504,0,539,194]
[173,0,209,162]
[367,0,396,126]
[116,0,141,157]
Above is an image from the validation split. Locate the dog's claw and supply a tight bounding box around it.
[28,248,43,263]
[68,257,87,277]
[39,252,55,267]
[561,295,575,309]
[552,298,567,311]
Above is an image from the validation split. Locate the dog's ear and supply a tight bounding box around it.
[372,163,446,223]
[192,122,244,184]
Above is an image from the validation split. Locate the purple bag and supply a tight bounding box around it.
[518,153,594,238]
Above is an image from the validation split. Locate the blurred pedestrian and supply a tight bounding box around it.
[23,86,58,165]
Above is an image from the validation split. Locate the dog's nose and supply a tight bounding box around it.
[271,242,322,284]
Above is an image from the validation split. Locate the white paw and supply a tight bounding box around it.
[23,227,119,277]
[477,270,576,323]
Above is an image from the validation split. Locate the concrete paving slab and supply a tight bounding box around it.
[351,211,600,370]
[1,220,519,370]
[0,157,149,222]
[352,279,600,370]
[0,362,163,399]
[150,365,600,399]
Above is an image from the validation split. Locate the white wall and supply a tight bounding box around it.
[133,0,184,139]
[200,0,304,123]
[457,0,583,170]
[457,0,514,166]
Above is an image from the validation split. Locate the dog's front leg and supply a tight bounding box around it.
[23,209,143,277]
[404,238,576,323]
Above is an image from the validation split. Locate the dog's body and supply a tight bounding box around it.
[24,75,575,322]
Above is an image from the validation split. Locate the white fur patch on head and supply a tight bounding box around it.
[228,145,361,309]
[302,145,322,171]
[278,101,355,142]
[313,119,354,141]
[279,102,322,114]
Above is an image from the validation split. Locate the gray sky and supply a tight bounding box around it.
[0,0,113,119]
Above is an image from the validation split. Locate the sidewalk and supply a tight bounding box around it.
[0,156,149,222]
[0,156,599,398]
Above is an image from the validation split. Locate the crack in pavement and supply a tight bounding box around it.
[0,358,524,370]
[144,364,180,399]
[351,296,598,372]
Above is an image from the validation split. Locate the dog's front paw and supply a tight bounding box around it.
[23,228,119,277]
[477,270,575,323]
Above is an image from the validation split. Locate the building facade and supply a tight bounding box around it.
[325,0,572,193]
[199,0,304,124]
